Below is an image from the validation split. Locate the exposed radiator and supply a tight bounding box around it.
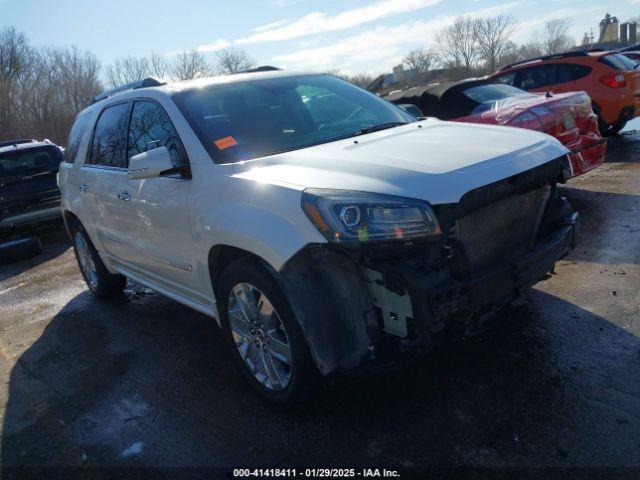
[455,186,551,272]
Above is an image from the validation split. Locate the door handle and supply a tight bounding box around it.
[117,192,132,202]
[78,184,88,192]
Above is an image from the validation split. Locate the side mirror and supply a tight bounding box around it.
[128,146,174,180]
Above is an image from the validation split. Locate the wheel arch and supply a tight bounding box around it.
[207,244,275,299]
[208,243,377,377]
[62,209,80,238]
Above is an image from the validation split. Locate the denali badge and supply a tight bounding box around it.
[170,261,193,272]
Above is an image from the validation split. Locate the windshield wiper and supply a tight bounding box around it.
[352,122,408,137]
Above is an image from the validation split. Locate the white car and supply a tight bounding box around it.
[59,70,578,404]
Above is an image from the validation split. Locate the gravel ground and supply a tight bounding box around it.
[0,130,639,477]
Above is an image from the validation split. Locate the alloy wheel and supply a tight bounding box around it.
[227,282,293,391]
[74,231,98,290]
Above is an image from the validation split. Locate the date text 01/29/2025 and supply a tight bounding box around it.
[233,468,401,478]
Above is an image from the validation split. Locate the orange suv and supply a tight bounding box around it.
[489,51,640,135]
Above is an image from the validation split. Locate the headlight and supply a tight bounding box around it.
[301,189,441,243]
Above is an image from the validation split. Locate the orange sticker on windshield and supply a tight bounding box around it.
[214,136,238,150]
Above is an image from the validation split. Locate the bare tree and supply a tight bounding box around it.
[346,73,375,89]
[149,53,169,79]
[105,56,151,87]
[540,18,574,55]
[105,53,171,88]
[0,27,104,143]
[105,50,212,87]
[627,16,640,26]
[0,26,31,82]
[435,16,479,76]
[518,40,543,60]
[474,15,517,73]
[0,26,32,138]
[215,47,255,74]
[56,47,102,113]
[7,45,102,143]
[495,39,545,68]
[402,48,435,74]
[171,49,213,80]
[325,69,374,89]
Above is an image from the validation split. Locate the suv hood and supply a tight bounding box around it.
[232,119,568,205]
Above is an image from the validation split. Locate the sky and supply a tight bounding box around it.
[1,0,639,75]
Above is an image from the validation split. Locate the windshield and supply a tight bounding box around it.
[173,74,415,163]
[0,146,62,180]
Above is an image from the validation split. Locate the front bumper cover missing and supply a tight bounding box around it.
[279,207,579,378]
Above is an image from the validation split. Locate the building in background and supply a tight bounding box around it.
[620,22,637,44]
[579,13,637,50]
[599,13,619,43]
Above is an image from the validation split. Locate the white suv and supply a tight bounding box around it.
[59,71,578,403]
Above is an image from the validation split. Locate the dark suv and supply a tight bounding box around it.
[0,139,64,261]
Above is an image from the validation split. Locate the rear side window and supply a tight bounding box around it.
[64,113,91,164]
[554,64,573,84]
[127,100,188,168]
[89,103,129,168]
[600,54,638,71]
[0,146,62,180]
[515,64,555,90]
[570,64,592,80]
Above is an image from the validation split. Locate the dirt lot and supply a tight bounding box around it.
[1,129,639,476]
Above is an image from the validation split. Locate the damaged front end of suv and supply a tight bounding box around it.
[278,155,578,377]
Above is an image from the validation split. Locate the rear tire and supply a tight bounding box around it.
[609,121,626,136]
[217,259,318,405]
[598,117,626,136]
[71,222,126,298]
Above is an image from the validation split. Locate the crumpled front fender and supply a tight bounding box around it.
[277,247,377,376]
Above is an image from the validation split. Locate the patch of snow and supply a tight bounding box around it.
[114,397,149,421]
[120,441,144,458]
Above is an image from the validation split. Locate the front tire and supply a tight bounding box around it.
[71,222,126,298]
[217,260,317,405]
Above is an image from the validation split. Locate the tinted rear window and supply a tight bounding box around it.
[569,64,592,80]
[515,64,555,90]
[600,54,638,71]
[89,103,130,168]
[0,146,62,180]
[64,112,92,164]
[554,64,574,84]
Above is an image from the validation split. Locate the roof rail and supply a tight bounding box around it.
[499,51,590,71]
[619,43,640,52]
[235,65,281,74]
[91,77,166,105]
[0,139,35,148]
